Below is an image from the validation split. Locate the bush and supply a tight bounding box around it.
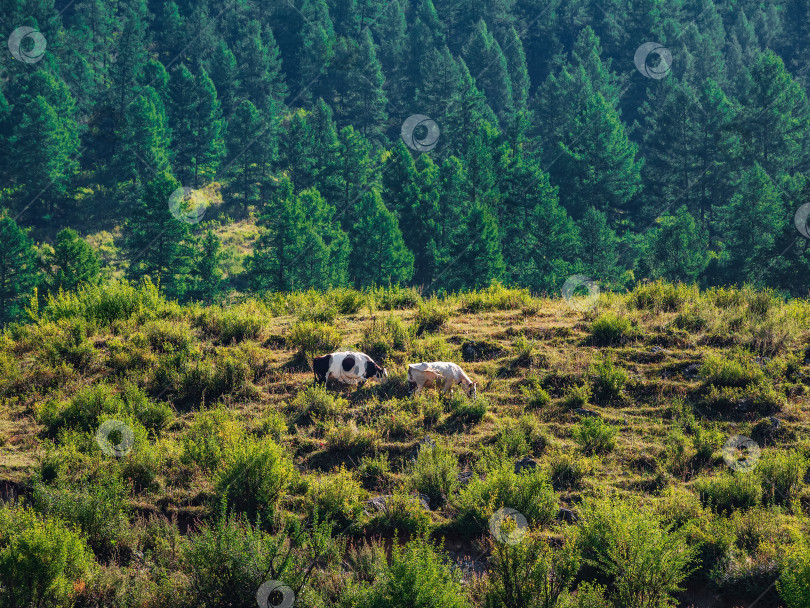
[521,384,551,409]
[778,541,810,608]
[366,490,432,536]
[590,313,634,345]
[329,288,366,314]
[358,453,392,489]
[589,352,627,403]
[562,384,592,409]
[307,466,366,528]
[33,470,130,558]
[291,385,348,425]
[630,280,697,313]
[183,513,334,608]
[486,530,579,608]
[0,504,94,608]
[414,298,449,334]
[757,449,807,505]
[38,279,164,325]
[369,284,422,310]
[200,302,267,343]
[357,536,471,608]
[459,282,531,313]
[360,315,411,362]
[547,449,591,491]
[453,461,558,533]
[213,437,293,521]
[323,421,379,456]
[410,336,457,362]
[577,496,699,608]
[694,473,763,513]
[700,352,766,388]
[493,416,549,458]
[287,321,342,358]
[182,406,245,471]
[572,417,617,455]
[408,443,459,507]
[446,392,488,423]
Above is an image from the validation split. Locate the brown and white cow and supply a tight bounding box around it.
[313,351,387,387]
[408,361,477,399]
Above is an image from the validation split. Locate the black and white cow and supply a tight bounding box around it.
[312,351,388,387]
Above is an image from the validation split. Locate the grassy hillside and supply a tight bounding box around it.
[0,280,809,607]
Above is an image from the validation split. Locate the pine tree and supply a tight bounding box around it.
[462,20,514,122]
[208,40,241,118]
[226,100,268,210]
[647,206,709,283]
[109,0,149,116]
[231,20,287,112]
[189,229,223,304]
[718,164,783,284]
[442,202,504,291]
[501,26,530,112]
[336,125,375,233]
[115,86,171,183]
[0,213,38,325]
[124,172,195,299]
[579,207,623,289]
[350,190,414,286]
[43,228,101,293]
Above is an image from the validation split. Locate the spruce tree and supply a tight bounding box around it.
[579,207,623,289]
[226,100,266,210]
[350,190,414,286]
[189,229,223,305]
[442,202,504,291]
[647,206,709,284]
[0,213,38,326]
[43,228,101,293]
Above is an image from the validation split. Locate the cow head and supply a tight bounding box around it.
[466,381,478,400]
[365,360,388,380]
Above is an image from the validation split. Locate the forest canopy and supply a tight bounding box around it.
[1,0,810,324]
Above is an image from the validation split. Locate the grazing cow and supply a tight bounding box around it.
[408,362,477,399]
[313,351,388,387]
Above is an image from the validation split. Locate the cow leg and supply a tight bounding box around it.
[442,378,454,394]
[408,381,419,396]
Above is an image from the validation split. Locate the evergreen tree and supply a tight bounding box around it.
[350,190,414,286]
[226,100,266,210]
[115,86,171,183]
[647,206,709,284]
[442,202,504,291]
[124,172,195,299]
[462,20,514,122]
[718,164,783,284]
[43,228,101,293]
[208,39,241,118]
[579,207,623,289]
[336,126,375,232]
[109,0,149,116]
[189,229,223,305]
[0,213,38,325]
[501,26,530,112]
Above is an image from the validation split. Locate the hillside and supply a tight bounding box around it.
[0,280,808,607]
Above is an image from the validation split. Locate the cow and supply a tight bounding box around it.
[313,351,388,387]
[407,361,478,399]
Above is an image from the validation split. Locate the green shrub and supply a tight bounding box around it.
[183,513,333,608]
[700,352,766,388]
[200,302,267,343]
[589,352,627,403]
[493,416,549,458]
[414,298,449,334]
[547,449,591,491]
[577,496,699,608]
[0,504,94,608]
[510,335,538,367]
[366,490,432,536]
[521,384,551,409]
[408,443,459,507]
[38,278,164,325]
[358,453,392,489]
[572,417,617,455]
[307,466,366,528]
[694,473,763,513]
[33,470,130,558]
[410,336,457,362]
[370,284,422,310]
[757,449,807,505]
[454,461,558,533]
[329,288,366,314]
[288,320,342,357]
[291,385,348,425]
[182,407,244,471]
[778,541,810,608]
[360,315,411,361]
[590,313,634,345]
[459,282,531,313]
[486,530,579,608]
[357,536,471,608]
[323,421,379,456]
[298,302,338,323]
[446,392,487,423]
[213,437,293,521]
[562,384,592,409]
[630,280,697,313]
